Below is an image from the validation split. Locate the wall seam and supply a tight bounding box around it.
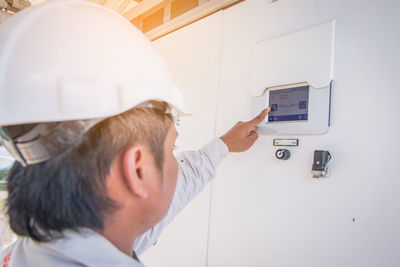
[205,9,225,267]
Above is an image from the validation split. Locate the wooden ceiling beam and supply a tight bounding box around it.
[145,0,241,40]
[116,0,131,13]
[123,0,164,21]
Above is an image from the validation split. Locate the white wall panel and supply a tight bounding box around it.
[208,0,400,267]
[140,11,223,267]
[148,0,400,266]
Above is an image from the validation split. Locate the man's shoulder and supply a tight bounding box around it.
[1,231,143,266]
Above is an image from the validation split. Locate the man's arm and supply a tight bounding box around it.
[133,138,228,254]
[133,108,270,254]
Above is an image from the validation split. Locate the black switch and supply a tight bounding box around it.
[312,150,331,171]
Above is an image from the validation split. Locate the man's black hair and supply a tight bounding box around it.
[6,124,118,242]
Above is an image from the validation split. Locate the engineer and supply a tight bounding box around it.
[0,1,270,266]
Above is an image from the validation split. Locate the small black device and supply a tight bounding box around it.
[312,150,331,178]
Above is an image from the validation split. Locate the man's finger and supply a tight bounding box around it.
[247,107,270,126]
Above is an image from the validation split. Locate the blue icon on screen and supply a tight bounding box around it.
[269,116,278,121]
[299,101,307,109]
[271,104,278,111]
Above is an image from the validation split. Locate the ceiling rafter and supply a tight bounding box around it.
[116,0,131,13]
[22,0,142,14]
[124,0,163,21]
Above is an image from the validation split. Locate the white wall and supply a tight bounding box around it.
[140,11,223,267]
[145,0,400,266]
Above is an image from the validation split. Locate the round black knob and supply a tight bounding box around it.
[275,149,290,160]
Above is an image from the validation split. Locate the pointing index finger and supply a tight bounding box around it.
[247,107,270,126]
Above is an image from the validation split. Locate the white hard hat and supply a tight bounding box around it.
[0,0,189,126]
[0,0,190,166]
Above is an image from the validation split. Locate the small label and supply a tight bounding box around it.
[273,139,299,146]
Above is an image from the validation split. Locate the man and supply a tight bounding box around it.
[0,0,269,266]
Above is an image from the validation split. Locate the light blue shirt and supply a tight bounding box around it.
[1,138,229,266]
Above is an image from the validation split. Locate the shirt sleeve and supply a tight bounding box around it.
[133,138,229,255]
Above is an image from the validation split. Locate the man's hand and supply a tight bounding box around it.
[220,107,270,152]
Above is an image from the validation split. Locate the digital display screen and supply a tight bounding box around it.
[268,85,309,122]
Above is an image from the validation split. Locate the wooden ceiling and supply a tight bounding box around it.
[2,0,142,13]
[2,0,241,40]
[86,0,142,14]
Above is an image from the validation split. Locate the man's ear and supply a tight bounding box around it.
[122,145,149,199]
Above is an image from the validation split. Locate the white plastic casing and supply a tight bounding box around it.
[251,20,335,135]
